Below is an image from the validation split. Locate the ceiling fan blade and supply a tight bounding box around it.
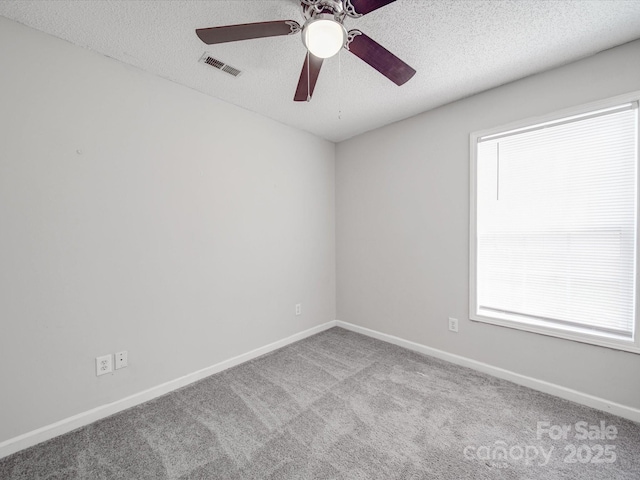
[196,20,300,45]
[346,0,397,16]
[294,53,324,102]
[345,30,416,86]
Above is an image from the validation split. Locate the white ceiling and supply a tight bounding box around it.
[2,0,640,142]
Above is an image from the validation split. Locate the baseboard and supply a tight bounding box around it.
[336,320,640,423]
[0,320,337,460]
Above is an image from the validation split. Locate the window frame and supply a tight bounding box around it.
[469,91,640,354]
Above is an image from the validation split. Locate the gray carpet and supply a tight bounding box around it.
[1,327,639,479]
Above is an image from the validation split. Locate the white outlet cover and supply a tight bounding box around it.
[448,317,459,332]
[295,304,301,316]
[96,354,113,376]
[115,351,128,370]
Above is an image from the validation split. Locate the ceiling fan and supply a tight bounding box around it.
[195,0,416,102]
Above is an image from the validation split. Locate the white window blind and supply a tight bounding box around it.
[474,102,638,340]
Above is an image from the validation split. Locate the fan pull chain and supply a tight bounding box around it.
[338,49,342,120]
[306,51,311,102]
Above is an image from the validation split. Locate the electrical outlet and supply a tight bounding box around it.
[115,351,128,370]
[295,303,302,316]
[448,317,459,333]
[96,354,113,376]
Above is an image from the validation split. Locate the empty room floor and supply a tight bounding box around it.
[1,327,639,479]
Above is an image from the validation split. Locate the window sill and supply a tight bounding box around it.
[470,312,640,354]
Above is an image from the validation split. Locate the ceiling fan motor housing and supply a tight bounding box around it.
[301,0,346,20]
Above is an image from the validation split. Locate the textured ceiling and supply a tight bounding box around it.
[2,0,640,142]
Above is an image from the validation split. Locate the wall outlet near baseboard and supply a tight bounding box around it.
[115,351,128,370]
[295,304,302,316]
[448,317,459,333]
[96,354,113,376]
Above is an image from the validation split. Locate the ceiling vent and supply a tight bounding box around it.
[199,53,242,77]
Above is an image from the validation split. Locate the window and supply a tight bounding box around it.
[470,93,640,353]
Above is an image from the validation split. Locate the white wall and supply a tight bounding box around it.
[337,40,640,410]
[0,17,335,444]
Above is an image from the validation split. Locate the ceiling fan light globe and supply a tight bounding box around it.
[302,18,346,59]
